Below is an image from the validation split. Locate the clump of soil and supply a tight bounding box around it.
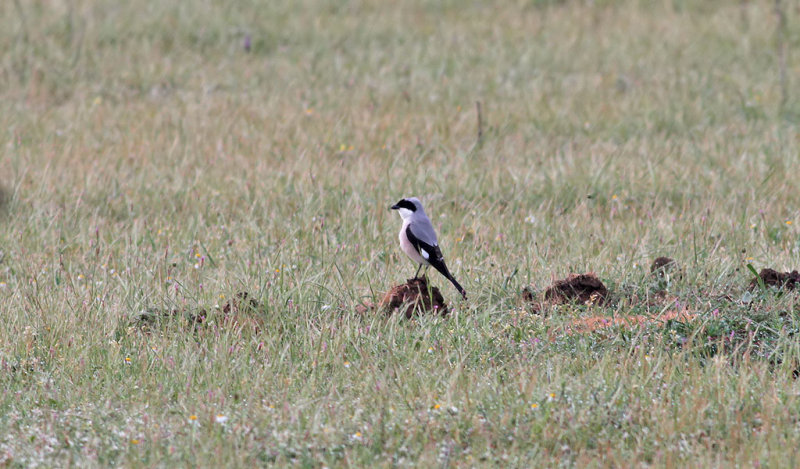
[135,308,205,332]
[520,287,535,304]
[519,286,548,314]
[376,276,448,318]
[221,291,264,332]
[543,273,608,306]
[651,257,678,278]
[750,268,800,290]
[132,291,263,333]
[354,302,374,315]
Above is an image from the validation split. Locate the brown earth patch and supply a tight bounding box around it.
[749,268,800,291]
[133,291,263,333]
[519,286,548,314]
[543,273,608,305]
[221,291,264,332]
[520,287,536,305]
[354,302,374,315]
[361,276,448,318]
[135,308,205,332]
[651,257,678,278]
[559,309,696,336]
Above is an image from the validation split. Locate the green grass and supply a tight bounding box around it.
[2,0,800,466]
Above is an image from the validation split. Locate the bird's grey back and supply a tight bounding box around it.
[408,213,439,246]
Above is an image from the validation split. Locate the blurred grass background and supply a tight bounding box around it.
[1,0,800,466]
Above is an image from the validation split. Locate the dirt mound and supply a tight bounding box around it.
[543,273,608,305]
[221,291,264,332]
[133,291,263,333]
[135,308,205,332]
[375,276,448,318]
[519,286,548,314]
[520,287,535,304]
[651,257,678,277]
[750,268,800,290]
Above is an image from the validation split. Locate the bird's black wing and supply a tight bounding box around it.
[405,225,467,299]
[406,224,443,263]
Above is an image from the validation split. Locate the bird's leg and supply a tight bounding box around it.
[414,264,423,279]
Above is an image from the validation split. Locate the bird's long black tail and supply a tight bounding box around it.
[431,259,467,299]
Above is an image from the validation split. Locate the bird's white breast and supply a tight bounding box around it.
[399,222,429,266]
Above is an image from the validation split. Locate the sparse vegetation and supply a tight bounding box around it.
[1,0,799,466]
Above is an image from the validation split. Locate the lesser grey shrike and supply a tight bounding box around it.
[390,197,467,299]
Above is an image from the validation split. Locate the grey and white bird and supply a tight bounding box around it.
[390,197,467,299]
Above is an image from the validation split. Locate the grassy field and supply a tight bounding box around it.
[2,0,800,466]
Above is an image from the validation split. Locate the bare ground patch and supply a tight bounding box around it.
[558,308,696,336]
[131,291,264,334]
[650,256,680,279]
[521,273,608,312]
[749,268,800,291]
[523,263,699,337]
[357,276,448,318]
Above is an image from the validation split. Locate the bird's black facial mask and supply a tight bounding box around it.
[390,199,417,212]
